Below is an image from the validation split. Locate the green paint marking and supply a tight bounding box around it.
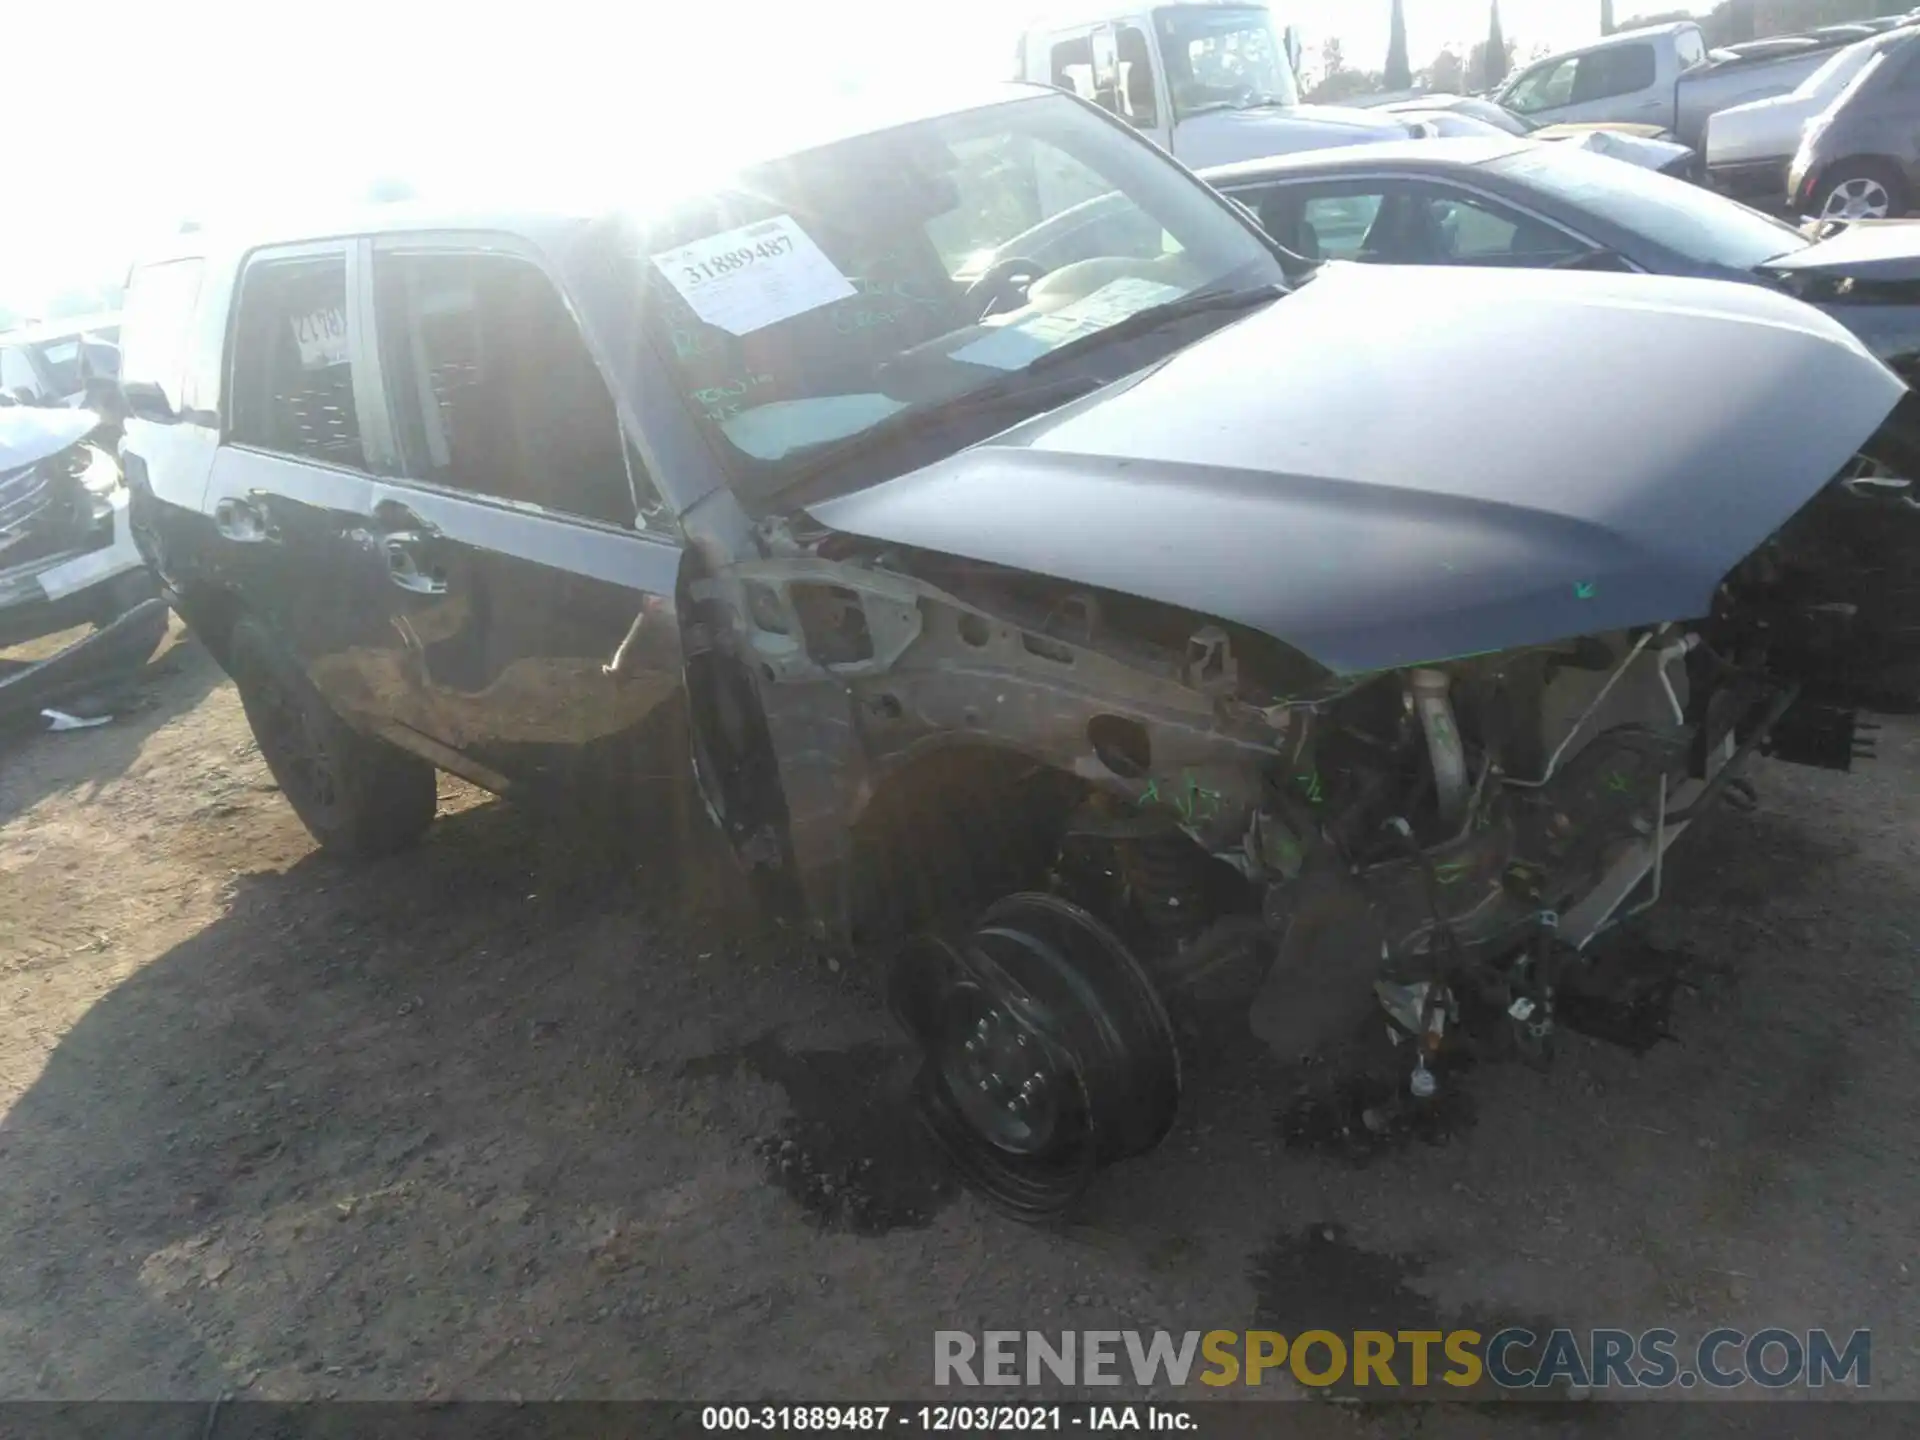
[1574,580,1597,600]
[1606,771,1633,795]
[1297,770,1324,805]
[1433,860,1470,886]
[1180,773,1225,824]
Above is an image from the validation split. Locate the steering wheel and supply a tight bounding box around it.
[964,256,1048,321]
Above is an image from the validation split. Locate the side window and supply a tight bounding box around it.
[1247,186,1387,261]
[0,346,43,403]
[1505,57,1577,114]
[1572,45,1656,103]
[228,254,365,470]
[372,250,661,531]
[1049,35,1094,98]
[120,258,206,415]
[1675,29,1707,72]
[33,340,83,397]
[1418,190,1584,266]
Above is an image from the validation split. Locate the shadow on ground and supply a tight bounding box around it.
[0,654,1913,1422]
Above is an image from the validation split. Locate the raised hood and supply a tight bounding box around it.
[809,264,1905,676]
[1169,104,1411,168]
[1760,220,1920,283]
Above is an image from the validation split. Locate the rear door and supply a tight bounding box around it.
[356,236,683,799]
[206,242,399,722]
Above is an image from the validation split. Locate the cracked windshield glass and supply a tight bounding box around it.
[634,89,1283,487]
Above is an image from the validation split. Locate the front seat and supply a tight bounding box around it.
[1257,193,1322,261]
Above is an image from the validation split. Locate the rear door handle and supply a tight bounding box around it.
[384,533,447,595]
[213,496,278,544]
[372,495,448,595]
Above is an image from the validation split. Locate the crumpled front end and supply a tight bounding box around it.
[685,266,1920,1216]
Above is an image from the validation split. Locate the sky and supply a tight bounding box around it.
[5,0,1707,319]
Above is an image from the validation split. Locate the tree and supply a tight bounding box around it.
[1318,35,1348,87]
[1309,36,1386,102]
[1484,2,1510,89]
[1385,0,1412,90]
[1422,49,1466,92]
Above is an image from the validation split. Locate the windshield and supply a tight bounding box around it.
[1154,4,1300,119]
[633,92,1284,493]
[1795,33,1894,100]
[1488,144,1806,270]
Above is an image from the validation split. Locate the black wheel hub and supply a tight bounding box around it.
[938,987,1066,1155]
[892,893,1181,1220]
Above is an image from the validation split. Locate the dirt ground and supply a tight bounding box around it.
[1,625,1916,1428]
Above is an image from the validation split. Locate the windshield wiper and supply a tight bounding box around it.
[1023,284,1285,374]
[1181,94,1295,117]
[779,287,1283,493]
[782,373,1105,492]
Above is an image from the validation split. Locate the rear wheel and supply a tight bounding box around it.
[1814,160,1908,221]
[227,616,437,857]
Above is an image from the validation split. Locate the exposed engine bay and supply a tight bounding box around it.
[684,415,1920,1217]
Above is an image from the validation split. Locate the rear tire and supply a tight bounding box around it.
[227,616,437,858]
[1813,159,1909,221]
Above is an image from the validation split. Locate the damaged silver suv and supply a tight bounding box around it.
[124,83,1920,1214]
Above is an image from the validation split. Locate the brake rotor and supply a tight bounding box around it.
[892,893,1182,1220]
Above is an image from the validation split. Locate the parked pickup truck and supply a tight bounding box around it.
[1013,3,1416,168]
[1496,20,1849,151]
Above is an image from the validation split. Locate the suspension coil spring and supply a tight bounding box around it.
[1124,832,1216,941]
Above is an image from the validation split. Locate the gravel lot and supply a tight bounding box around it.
[0,627,1915,1432]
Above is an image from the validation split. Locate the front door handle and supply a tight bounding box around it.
[384,533,447,595]
[213,496,278,544]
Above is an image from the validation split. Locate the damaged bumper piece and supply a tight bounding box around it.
[0,408,162,722]
[684,266,1920,1216]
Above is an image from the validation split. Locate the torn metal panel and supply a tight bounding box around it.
[0,597,169,724]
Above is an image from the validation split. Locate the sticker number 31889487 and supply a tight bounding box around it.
[650,215,856,338]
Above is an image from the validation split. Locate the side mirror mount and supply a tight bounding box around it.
[120,379,177,423]
[84,375,126,423]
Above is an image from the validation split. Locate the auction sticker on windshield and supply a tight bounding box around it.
[651,215,857,337]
